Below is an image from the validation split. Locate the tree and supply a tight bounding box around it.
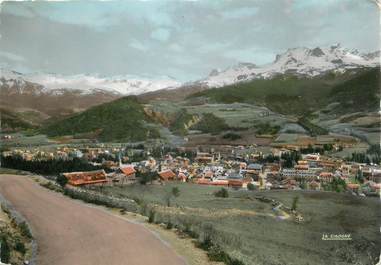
[214,188,229,198]
[291,195,299,211]
[355,170,364,184]
[0,236,10,264]
[247,183,256,191]
[56,174,68,187]
[138,171,158,185]
[164,187,181,207]
[171,187,180,198]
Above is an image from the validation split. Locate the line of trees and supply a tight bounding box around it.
[1,155,102,175]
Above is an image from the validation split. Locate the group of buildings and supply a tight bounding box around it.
[3,144,380,196]
[60,150,381,197]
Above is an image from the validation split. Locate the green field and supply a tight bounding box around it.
[100,183,380,265]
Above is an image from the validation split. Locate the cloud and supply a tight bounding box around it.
[0,51,25,62]
[0,0,378,82]
[150,28,171,42]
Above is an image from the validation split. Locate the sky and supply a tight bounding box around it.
[0,0,379,82]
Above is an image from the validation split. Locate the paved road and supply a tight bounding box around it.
[0,175,186,265]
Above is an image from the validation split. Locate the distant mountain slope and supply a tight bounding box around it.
[41,96,160,142]
[199,44,379,88]
[0,69,181,95]
[0,108,36,132]
[190,67,379,116]
[0,69,181,120]
[0,72,120,118]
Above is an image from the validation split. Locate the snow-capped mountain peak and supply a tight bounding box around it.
[0,69,182,96]
[200,44,380,88]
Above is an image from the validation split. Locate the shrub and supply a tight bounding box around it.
[208,245,245,265]
[222,132,242,141]
[171,187,180,198]
[166,222,173,230]
[15,241,26,254]
[291,195,299,211]
[56,174,68,188]
[138,171,158,185]
[247,183,256,191]
[207,245,230,262]
[198,235,213,251]
[214,188,229,198]
[18,221,32,239]
[148,210,156,223]
[0,237,10,263]
[40,181,63,192]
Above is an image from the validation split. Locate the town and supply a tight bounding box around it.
[2,139,380,196]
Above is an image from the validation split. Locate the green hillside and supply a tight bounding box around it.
[189,68,379,116]
[41,96,160,142]
[0,108,36,132]
[190,113,229,134]
[329,67,380,114]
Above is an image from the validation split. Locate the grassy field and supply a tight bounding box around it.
[100,182,380,265]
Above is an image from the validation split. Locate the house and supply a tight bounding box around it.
[228,179,243,188]
[247,163,263,173]
[120,165,136,179]
[158,169,176,181]
[319,172,333,182]
[195,152,214,163]
[308,180,320,190]
[177,172,187,182]
[346,183,360,191]
[62,170,108,186]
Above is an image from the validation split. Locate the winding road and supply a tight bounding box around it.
[0,174,186,265]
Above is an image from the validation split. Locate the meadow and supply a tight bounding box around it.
[100,182,380,265]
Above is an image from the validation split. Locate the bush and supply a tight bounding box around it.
[15,241,26,254]
[214,188,229,198]
[207,245,230,262]
[222,132,241,141]
[0,237,10,263]
[56,174,68,188]
[148,210,156,223]
[18,221,32,239]
[291,196,299,211]
[40,181,63,192]
[166,222,173,230]
[138,171,158,185]
[171,187,180,198]
[247,183,256,191]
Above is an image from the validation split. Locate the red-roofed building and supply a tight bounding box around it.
[177,172,187,182]
[319,172,333,182]
[158,169,176,181]
[63,170,108,186]
[228,179,243,188]
[347,183,360,191]
[120,165,136,179]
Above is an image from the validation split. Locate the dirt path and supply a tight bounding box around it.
[0,174,186,265]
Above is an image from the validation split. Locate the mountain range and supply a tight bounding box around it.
[0,44,379,134]
[1,44,379,98]
[198,44,380,88]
